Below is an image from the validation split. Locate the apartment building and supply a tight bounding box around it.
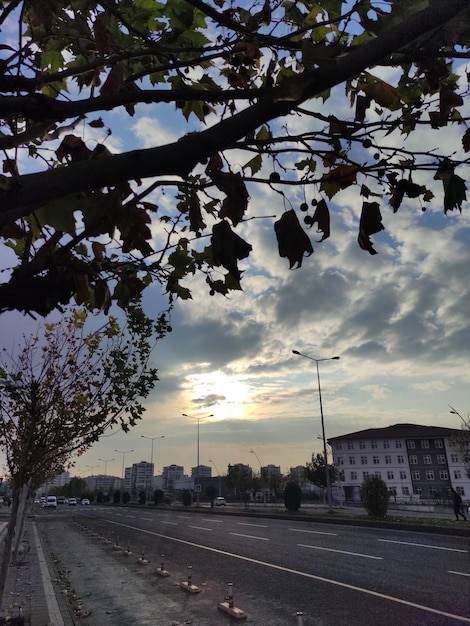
[329,423,469,502]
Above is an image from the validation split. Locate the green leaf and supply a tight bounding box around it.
[243,154,263,176]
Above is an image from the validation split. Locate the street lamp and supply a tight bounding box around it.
[249,448,265,505]
[98,458,114,499]
[114,449,134,492]
[182,413,213,506]
[293,349,340,511]
[208,458,222,497]
[141,435,165,502]
[86,464,100,492]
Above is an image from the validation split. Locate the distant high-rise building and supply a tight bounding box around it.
[191,464,211,478]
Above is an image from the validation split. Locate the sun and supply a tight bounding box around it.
[186,371,252,419]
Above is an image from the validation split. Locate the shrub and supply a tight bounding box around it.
[360,476,389,517]
[284,482,302,512]
[113,490,121,504]
[153,489,164,505]
[138,491,146,504]
[182,490,192,507]
[122,491,130,504]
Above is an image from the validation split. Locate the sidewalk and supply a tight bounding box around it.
[0,512,71,625]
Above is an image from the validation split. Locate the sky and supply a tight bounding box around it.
[1,7,469,483]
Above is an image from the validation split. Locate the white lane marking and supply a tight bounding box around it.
[176,515,191,519]
[299,543,382,560]
[237,522,268,528]
[161,521,177,525]
[448,570,470,577]
[141,517,153,521]
[103,519,470,624]
[126,515,136,519]
[289,528,337,536]
[115,513,122,516]
[378,539,467,553]
[230,532,269,541]
[202,518,224,523]
[188,525,213,531]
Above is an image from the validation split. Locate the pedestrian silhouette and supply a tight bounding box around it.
[451,488,466,521]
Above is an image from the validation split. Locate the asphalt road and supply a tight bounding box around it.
[71,505,470,625]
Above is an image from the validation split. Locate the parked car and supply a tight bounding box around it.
[68,497,77,505]
[57,496,66,504]
[81,498,90,505]
[213,497,226,506]
[43,496,57,508]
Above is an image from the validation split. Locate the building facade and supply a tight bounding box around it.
[329,424,469,503]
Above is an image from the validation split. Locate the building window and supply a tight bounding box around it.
[359,441,366,450]
[399,471,407,480]
[348,441,354,450]
[439,470,448,480]
[351,471,357,480]
[402,486,410,495]
[338,470,345,481]
[335,443,342,451]
[435,439,443,449]
[425,470,434,480]
[454,470,462,479]
[363,471,369,479]
[450,454,459,463]
[437,455,446,464]
[361,456,368,465]
[385,455,392,464]
[429,487,436,497]
[374,471,381,479]
[336,457,344,465]
[349,456,355,465]
[423,455,432,464]
[409,455,418,465]
[383,440,390,449]
[456,487,465,496]
[407,440,416,449]
[387,471,394,480]
[373,455,380,465]
[371,441,377,449]
[397,455,405,464]
[389,487,397,495]
[421,440,429,449]
[395,441,402,449]
[412,471,420,480]
[414,487,422,496]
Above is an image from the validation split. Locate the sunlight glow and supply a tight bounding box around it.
[186,371,252,419]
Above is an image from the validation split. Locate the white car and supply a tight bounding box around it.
[213,497,226,506]
[43,496,57,508]
[81,498,90,505]
[68,497,77,505]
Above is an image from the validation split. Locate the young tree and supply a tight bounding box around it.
[305,452,336,501]
[0,1,469,318]
[225,463,253,508]
[0,306,165,601]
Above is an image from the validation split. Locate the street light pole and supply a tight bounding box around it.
[182,413,213,506]
[208,458,221,496]
[293,350,340,511]
[140,435,164,502]
[249,448,265,505]
[114,449,134,495]
[98,457,114,499]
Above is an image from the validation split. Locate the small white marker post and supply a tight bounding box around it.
[156,554,170,577]
[296,611,304,625]
[179,565,201,593]
[217,582,247,620]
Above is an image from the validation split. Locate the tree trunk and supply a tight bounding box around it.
[12,481,31,564]
[0,486,21,606]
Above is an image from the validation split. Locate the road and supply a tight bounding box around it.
[70,505,470,625]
